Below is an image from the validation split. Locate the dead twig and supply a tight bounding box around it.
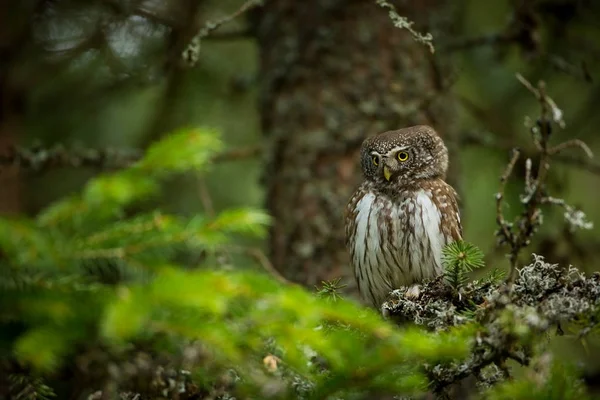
[495,148,520,255]
[495,74,594,284]
[458,133,600,175]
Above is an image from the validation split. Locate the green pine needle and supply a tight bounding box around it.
[481,268,507,285]
[316,278,346,302]
[442,240,485,291]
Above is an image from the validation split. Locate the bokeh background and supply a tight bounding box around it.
[2,0,600,374]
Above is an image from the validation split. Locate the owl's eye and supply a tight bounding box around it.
[397,151,409,162]
[372,155,380,166]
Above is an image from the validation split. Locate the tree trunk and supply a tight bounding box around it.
[256,0,457,296]
[0,1,32,215]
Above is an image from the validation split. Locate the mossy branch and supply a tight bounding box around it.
[376,0,435,54]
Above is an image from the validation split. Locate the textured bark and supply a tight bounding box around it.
[256,0,457,295]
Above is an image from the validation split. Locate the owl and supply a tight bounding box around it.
[344,125,462,309]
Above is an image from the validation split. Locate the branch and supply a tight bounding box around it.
[441,32,518,52]
[493,74,594,283]
[0,145,141,172]
[0,144,263,173]
[375,0,435,54]
[495,148,520,254]
[212,145,262,163]
[458,132,600,176]
[383,255,600,393]
[204,29,252,40]
[183,0,264,66]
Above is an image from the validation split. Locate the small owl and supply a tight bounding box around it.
[345,125,462,309]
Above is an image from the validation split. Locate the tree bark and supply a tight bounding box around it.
[256,0,457,297]
[0,1,34,215]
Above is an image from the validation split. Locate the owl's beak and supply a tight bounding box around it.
[383,166,392,181]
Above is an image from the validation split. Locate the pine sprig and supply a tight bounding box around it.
[479,268,507,286]
[442,240,485,291]
[316,278,347,302]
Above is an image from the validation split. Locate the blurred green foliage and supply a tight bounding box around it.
[2,128,594,399]
[0,128,479,398]
[2,0,600,398]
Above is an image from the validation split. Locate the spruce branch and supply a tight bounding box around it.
[316,278,347,302]
[442,241,485,292]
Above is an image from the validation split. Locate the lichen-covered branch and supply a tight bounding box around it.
[383,254,600,394]
[182,0,264,66]
[376,0,435,54]
[495,74,593,282]
[0,144,262,173]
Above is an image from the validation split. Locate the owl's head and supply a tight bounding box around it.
[359,125,449,186]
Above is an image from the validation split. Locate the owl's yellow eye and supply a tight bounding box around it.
[397,151,409,162]
[372,155,379,166]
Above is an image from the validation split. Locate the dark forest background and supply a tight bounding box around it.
[1,0,600,399]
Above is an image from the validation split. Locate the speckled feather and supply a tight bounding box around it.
[345,126,462,308]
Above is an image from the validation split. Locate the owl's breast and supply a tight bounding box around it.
[346,186,455,307]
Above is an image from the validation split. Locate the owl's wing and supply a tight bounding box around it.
[445,185,463,241]
[433,181,462,242]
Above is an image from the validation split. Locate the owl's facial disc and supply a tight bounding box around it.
[380,146,410,182]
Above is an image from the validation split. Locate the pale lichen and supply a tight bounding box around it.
[382,254,600,393]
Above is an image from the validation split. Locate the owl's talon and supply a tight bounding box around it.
[404,284,421,300]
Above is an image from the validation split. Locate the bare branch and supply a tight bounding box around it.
[495,148,520,263]
[441,32,517,53]
[495,74,594,284]
[458,132,600,176]
[549,139,594,158]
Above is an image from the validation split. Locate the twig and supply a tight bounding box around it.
[495,74,594,284]
[231,246,293,286]
[549,139,593,158]
[375,0,435,54]
[183,0,264,66]
[495,148,520,257]
[204,29,252,40]
[458,133,600,175]
[441,32,518,52]
[197,178,215,217]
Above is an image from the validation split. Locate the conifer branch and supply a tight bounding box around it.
[442,241,485,292]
